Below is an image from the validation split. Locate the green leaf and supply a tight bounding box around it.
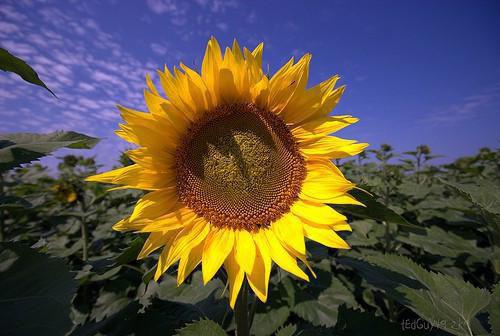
[397,226,488,259]
[333,189,425,233]
[0,131,99,171]
[275,324,297,336]
[490,283,500,336]
[291,276,357,327]
[250,306,289,336]
[0,195,32,209]
[157,271,224,305]
[175,319,226,336]
[0,47,55,96]
[333,305,429,335]
[0,242,77,336]
[114,236,145,265]
[340,254,491,336]
[440,179,500,216]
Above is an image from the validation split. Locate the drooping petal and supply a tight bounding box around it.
[290,199,347,226]
[177,240,204,285]
[302,222,350,249]
[138,230,177,259]
[202,228,235,284]
[248,233,272,302]
[262,229,309,281]
[224,249,245,309]
[292,115,359,142]
[234,230,256,274]
[86,164,174,190]
[271,213,305,255]
[300,136,368,159]
[129,188,178,221]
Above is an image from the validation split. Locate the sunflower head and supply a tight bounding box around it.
[87,37,368,308]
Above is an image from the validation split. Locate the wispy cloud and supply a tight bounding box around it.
[422,87,500,125]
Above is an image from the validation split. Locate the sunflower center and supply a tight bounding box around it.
[175,103,306,231]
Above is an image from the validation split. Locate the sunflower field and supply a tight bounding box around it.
[1,45,499,336]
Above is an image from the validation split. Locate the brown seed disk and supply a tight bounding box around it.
[175,103,306,231]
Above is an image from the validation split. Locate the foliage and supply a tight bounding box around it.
[0,47,55,95]
[0,140,498,335]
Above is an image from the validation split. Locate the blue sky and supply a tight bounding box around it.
[1,0,499,168]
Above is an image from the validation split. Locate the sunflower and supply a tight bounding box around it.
[87,37,368,308]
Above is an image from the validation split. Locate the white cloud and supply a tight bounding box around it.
[422,87,500,124]
[216,22,228,31]
[151,42,168,55]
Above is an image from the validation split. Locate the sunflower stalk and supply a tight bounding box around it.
[79,196,89,261]
[234,280,250,336]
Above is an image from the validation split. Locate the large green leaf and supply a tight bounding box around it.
[340,254,491,336]
[175,319,226,336]
[0,48,55,95]
[291,276,357,328]
[490,283,500,336]
[333,305,429,336]
[397,226,488,259]
[333,189,424,233]
[0,243,77,336]
[440,179,500,216]
[250,306,290,336]
[0,131,99,171]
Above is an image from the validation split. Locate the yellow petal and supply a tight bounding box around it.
[201,36,222,104]
[299,161,354,202]
[291,199,347,226]
[202,228,235,284]
[269,54,311,115]
[86,164,174,190]
[271,213,305,255]
[303,223,350,249]
[138,230,177,259]
[177,239,204,285]
[125,147,174,173]
[327,194,365,206]
[247,233,272,302]
[292,115,359,142]
[141,205,198,232]
[262,229,309,281]
[234,230,256,274]
[224,249,245,309]
[129,188,178,221]
[164,219,210,272]
[146,73,159,95]
[300,136,368,159]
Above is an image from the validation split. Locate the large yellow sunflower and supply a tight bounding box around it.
[87,37,367,308]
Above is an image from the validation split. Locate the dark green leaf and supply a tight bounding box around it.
[340,254,491,336]
[333,189,425,233]
[0,242,77,336]
[291,277,357,327]
[0,47,55,95]
[490,283,500,336]
[175,319,226,336]
[0,131,99,171]
[275,324,297,336]
[333,305,429,335]
[440,179,500,215]
[250,306,289,336]
[0,195,32,209]
[114,236,145,265]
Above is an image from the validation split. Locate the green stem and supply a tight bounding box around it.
[234,281,249,336]
[79,197,88,261]
[383,220,391,252]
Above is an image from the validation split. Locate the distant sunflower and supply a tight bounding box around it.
[87,37,368,307]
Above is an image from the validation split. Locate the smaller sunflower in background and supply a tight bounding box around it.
[87,37,368,308]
